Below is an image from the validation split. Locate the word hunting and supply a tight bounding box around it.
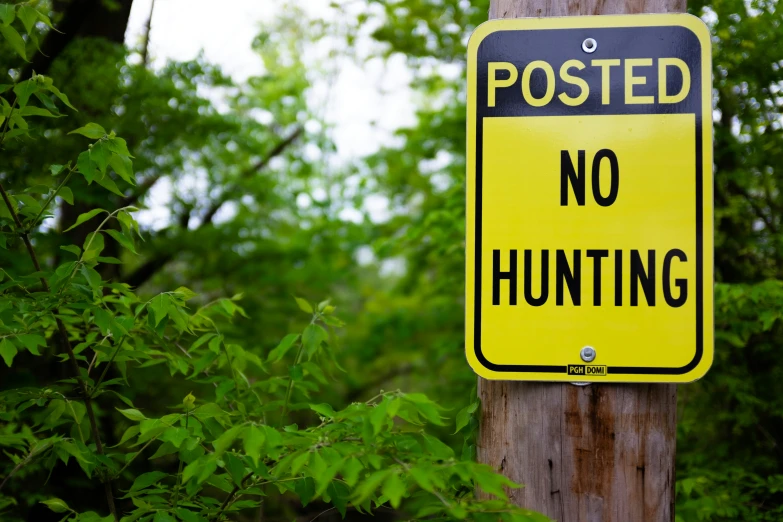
[490,147,689,309]
[491,248,688,308]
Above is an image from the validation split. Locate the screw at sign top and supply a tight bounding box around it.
[580,346,596,362]
[582,38,597,53]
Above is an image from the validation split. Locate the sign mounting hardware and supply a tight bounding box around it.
[465,14,713,383]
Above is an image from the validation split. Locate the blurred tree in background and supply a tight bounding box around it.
[0,0,781,521]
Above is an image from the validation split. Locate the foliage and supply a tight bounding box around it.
[0,3,548,522]
[1,0,783,520]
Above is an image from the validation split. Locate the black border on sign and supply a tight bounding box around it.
[473,26,705,376]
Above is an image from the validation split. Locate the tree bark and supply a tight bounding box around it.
[478,2,683,521]
[478,382,676,521]
[488,0,685,18]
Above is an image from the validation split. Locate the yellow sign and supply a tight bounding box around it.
[466,15,713,383]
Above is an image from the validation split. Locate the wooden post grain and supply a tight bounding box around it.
[478,2,683,521]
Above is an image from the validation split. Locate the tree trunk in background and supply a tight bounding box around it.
[478,1,682,521]
[23,0,133,80]
[43,0,136,279]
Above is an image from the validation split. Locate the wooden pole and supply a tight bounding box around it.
[478,2,685,522]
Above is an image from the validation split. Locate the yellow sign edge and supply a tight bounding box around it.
[464,14,714,383]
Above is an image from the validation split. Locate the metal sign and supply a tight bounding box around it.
[465,15,713,383]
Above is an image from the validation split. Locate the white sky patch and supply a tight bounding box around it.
[126,0,416,159]
[126,0,413,230]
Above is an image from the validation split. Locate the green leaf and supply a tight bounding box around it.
[116,408,147,421]
[45,83,76,110]
[109,153,134,184]
[0,338,17,367]
[50,164,66,176]
[0,197,12,219]
[69,123,106,139]
[160,427,189,448]
[294,296,313,313]
[182,456,217,484]
[33,90,62,115]
[90,141,112,173]
[190,333,216,351]
[224,452,246,487]
[81,265,102,291]
[82,231,105,261]
[149,294,170,326]
[454,401,478,434]
[302,324,327,358]
[310,403,336,418]
[243,426,265,465]
[353,470,391,504]
[0,25,26,61]
[114,425,140,447]
[207,334,223,354]
[107,136,132,157]
[267,333,299,362]
[153,512,176,522]
[213,425,242,457]
[370,399,388,435]
[19,106,58,118]
[41,498,70,514]
[106,229,137,254]
[409,467,434,492]
[131,471,168,492]
[0,5,15,26]
[64,208,105,232]
[95,173,124,196]
[13,80,37,109]
[35,10,56,30]
[149,441,178,460]
[60,244,81,257]
[117,210,140,238]
[173,286,197,301]
[15,194,41,212]
[382,472,406,509]
[17,334,46,356]
[17,6,37,35]
[342,458,363,487]
[76,150,98,183]
[58,186,74,205]
[25,185,51,196]
[175,508,206,522]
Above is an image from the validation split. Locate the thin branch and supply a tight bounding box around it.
[729,180,778,234]
[120,172,162,207]
[90,335,126,397]
[121,126,304,288]
[0,181,119,522]
[114,435,159,478]
[308,507,337,522]
[281,339,305,419]
[0,440,55,492]
[140,0,156,67]
[171,407,189,509]
[28,167,75,231]
[201,126,303,226]
[212,471,254,521]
